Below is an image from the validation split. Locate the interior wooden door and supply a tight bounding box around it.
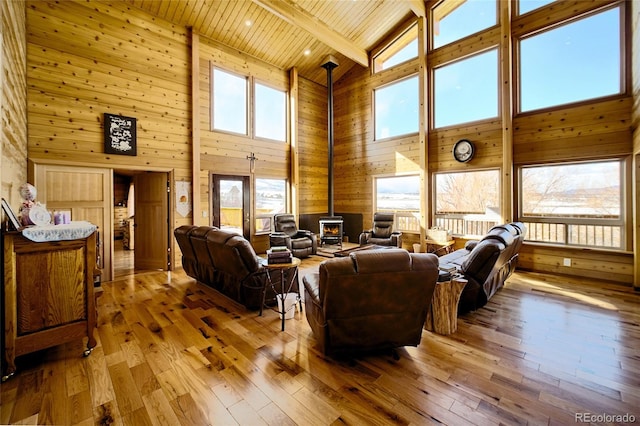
[134,172,169,271]
[32,164,112,281]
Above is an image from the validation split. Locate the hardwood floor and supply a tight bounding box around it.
[1,252,639,425]
[113,238,134,280]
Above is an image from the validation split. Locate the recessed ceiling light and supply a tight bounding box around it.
[304,49,311,56]
[245,20,252,27]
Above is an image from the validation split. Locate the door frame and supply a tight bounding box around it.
[113,168,174,276]
[211,174,251,240]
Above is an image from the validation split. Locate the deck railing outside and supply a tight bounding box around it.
[524,222,622,248]
[435,215,622,249]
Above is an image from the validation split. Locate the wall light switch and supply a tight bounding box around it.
[563,258,571,267]
[202,210,208,218]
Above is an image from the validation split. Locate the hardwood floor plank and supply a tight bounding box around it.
[141,388,182,426]
[92,400,121,426]
[219,364,272,410]
[107,361,145,415]
[130,362,162,396]
[68,389,94,425]
[10,369,44,424]
[168,393,213,426]
[84,346,117,408]
[228,399,269,425]
[38,363,69,426]
[256,402,297,426]
[3,251,640,425]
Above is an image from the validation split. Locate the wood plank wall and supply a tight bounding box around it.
[197,38,290,225]
[333,60,423,249]
[1,0,28,207]
[633,0,640,287]
[333,0,635,283]
[25,0,192,227]
[14,0,639,284]
[194,37,317,252]
[634,1,640,156]
[297,77,328,215]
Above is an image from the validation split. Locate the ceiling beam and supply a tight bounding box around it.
[251,0,369,67]
[408,0,427,17]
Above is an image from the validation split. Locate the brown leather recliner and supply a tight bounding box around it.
[358,212,402,247]
[302,249,439,357]
[271,213,317,258]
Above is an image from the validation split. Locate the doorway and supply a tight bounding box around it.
[113,169,171,278]
[113,171,135,279]
[211,174,250,240]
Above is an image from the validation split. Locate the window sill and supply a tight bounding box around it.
[522,241,632,256]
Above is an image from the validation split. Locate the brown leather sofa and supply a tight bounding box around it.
[302,249,439,357]
[438,222,527,314]
[174,225,296,309]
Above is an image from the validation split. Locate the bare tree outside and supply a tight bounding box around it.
[434,170,500,236]
[520,161,622,248]
[436,170,499,214]
[521,162,620,218]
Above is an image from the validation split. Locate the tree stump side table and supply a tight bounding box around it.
[425,277,468,335]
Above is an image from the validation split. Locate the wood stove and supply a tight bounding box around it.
[319,216,343,247]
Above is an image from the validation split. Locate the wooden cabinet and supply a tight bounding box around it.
[2,231,97,381]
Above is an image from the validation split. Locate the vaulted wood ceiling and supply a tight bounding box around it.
[126,0,426,85]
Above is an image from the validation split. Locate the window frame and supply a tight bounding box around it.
[515,158,628,250]
[371,21,419,74]
[516,0,556,16]
[210,67,249,136]
[432,168,502,238]
[253,81,288,142]
[254,177,288,236]
[431,0,498,50]
[373,74,420,141]
[515,3,625,115]
[432,47,500,129]
[210,66,289,143]
[373,174,421,234]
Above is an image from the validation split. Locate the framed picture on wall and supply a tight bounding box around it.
[1,198,22,230]
[104,113,137,156]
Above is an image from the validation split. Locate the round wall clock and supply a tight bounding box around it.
[452,139,475,163]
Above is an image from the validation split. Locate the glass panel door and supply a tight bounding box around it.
[212,175,250,240]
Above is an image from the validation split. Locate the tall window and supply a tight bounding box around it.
[434,169,500,236]
[255,178,286,234]
[373,24,418,73]
[374,175,420,233]
[518,161,624,249]
[434,49,498,128]
[433,0,496,49]
[519,6,622,112]
[255,83,286,141]
[211,68,288,142]
[374,75,419,140]
[212,68,247,134]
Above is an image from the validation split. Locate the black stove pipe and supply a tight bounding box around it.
[321,56,339,217]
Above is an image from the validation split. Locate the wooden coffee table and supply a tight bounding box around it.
[333,244,394,257]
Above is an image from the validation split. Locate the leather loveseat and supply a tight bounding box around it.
[174,225,296,310]
[302,248,439,357]
[438,222,527,314]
